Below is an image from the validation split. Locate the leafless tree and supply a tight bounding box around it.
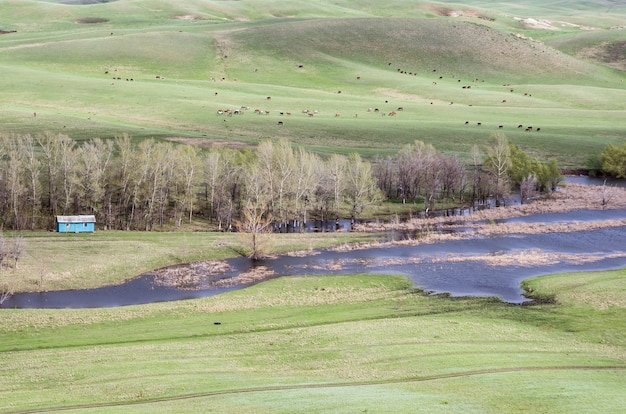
[237,203,273,260]
[601,178,616,209]
[484,133,511,206]
[326,154,347,218]
[520,174,539,203]
[373,155,395,199]
[293,147,319,229]
[344,153,383,221]
[20,134,42,230]
[0,234,6,271]
[11,235,24,269]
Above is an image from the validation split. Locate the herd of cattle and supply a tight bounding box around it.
[101,59,541,131]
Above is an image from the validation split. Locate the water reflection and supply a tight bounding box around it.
[4,211,626,308]
[3,176,624,309]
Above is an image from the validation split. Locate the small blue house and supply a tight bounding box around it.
[56,215,96,233]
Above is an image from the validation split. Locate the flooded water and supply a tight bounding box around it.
[3,176,625,309]
[4,208,626,308]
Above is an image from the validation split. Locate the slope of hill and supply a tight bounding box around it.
[0,0,625,167]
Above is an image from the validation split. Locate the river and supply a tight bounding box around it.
[3,177,625,309]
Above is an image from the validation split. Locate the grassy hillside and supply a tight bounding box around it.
[1,0,625,168]
[1,271,624,412]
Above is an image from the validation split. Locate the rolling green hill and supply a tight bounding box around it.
[0,0,625,167]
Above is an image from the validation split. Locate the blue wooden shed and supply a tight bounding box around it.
[56,215,96,233]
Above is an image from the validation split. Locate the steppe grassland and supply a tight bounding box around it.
[1,2,625,167]
[1,272,624,413]
[0,2,625,411]
[4,230,370,292]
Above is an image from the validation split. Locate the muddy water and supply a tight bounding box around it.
[4,208,626,308]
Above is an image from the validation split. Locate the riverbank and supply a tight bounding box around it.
[355,182,626,239]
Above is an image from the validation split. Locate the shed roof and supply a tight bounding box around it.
[56,215,96,223]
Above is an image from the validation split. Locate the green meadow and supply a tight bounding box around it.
[1,271,624,413]
[1,0,625,166]
[1,1,625,412]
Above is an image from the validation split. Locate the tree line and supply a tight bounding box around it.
[0,132,561,231]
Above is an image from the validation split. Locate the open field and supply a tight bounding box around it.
[1,230,373,293]
[1,2,625,412]
[0,271,624,413]
[1,0,625,167]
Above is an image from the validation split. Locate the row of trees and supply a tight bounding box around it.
[0,132,559,232]
[0,134,382,231]
[375,134,562,209]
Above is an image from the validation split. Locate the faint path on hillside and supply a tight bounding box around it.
[7,365,625,413]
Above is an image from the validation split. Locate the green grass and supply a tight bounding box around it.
[0,3,625,411]
[1,271,624,413]
[1,230,372,292]
[1,1,625,168]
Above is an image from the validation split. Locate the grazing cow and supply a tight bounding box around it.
[501,100,507,103]
[388,111,397,116]
[526,127,532,131]
[335,113,340,117]
[308,112,314,117]
[374,108,379,112]
[536,128,541,132]
[397,107,403,111]
[217,109,224,115]
[356,76,361,80]
[266,96,271,100]
[477,122,482,126]
[277,121,283,126]
[518,125,523,128]
[464,121,469,125]
[499,125,503,129]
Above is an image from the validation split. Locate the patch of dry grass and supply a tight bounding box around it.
[357,183,626,240]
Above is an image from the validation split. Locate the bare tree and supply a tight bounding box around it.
[373,155,395,200]
[326,154,347,218]
[0,234,6,271]
[58,135,79,214]
[3,135,27,229]
[601,178,616,209]
[0,283,12,305]
[20,134,42,230]
[520,174,539,203]
[344,153,383,221]
[237,203,273,260]
[11,235,24,270]
[203,149,242,231]
[293,147,319,229]
[484,133,511,206]
[175,145,200,225]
